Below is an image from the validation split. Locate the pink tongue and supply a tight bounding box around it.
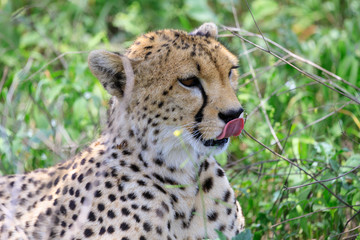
[217,118,245,140]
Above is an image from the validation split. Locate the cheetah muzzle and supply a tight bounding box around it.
[0,22,246,240]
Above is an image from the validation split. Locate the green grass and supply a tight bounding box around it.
[1,0,359,239]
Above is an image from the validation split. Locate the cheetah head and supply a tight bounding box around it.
[88,23,244,156]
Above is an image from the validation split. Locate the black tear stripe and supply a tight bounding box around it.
[192,84,208,140]
[194,84,207,123]
[191,82,229,147]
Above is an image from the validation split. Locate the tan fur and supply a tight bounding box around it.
[0,23,245,240]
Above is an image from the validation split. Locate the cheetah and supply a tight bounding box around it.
[0,23,245,240]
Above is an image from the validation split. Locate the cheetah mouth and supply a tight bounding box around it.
[203,138,229,147]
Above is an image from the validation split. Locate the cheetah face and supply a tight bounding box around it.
[88,23,244,155]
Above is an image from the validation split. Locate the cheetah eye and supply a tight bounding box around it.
[178,76,200,88]
[229,66,239,78]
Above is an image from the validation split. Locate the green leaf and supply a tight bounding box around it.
[232,229,252,240]
[216,230,227,240]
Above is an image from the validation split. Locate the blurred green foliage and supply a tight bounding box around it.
[0,0,359,239]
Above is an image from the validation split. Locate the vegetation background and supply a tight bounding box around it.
[0,0,359,239]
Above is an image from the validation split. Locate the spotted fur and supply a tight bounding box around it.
[0,23,245,240]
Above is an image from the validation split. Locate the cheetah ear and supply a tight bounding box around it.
[189,22,218,39]
[88,50,136,98]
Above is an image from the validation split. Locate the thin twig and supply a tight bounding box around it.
[244,0,271,52]
[227,101,352,169]
[332,225,360,238]
[338,210,360,240]
[221,27,360,92]
[222,27,360,105]
[230,0,283,152]
[271,205,353,228]
[286,164,360,190]
[0,66,9,94]
[343,233,359,240]
[243,129,355,210]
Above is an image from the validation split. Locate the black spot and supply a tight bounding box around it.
[156,226,163,235]
[141,205,151,211]
[227,208,232,215]
[202,177,213,192]
[153,158,163,166]
[121,208,130,216]
[158,102,164,108]
[54,177,60,186]
[85,182,92,191]
[121,175,130,182]
[105,181,113,188]
[69,200,76,210]
[154,184,167,194]
[108,194,116,202]
[204,160,209,171]
[207,211,218,221]
[98,203,105,212]
[174,211,185,219]
[69,187,74,196]
[217,168,225,177]
[94,190,102,198]
[156,208,164,218]
[107,225,115,234]
[112,153,118,159]
[128,193,137,200]
[84,228,93,237]
[153,173,165,183]
[143,222,152,232]
[107,210,116,219]
[131,204,139,209]
[77,174,84,183]
[223,190,231,202]
[137,180,146,186]
[46,208,52,216]
[123,150,132,155]
[197,63,201,71]
[170,194,178,203]
[60,205,67,215]
[99,227,106,235]
[120,222,130,231]
[219,224,226,232]
[133,214,141,223]
[62,186,68,195]
[130,164,140,172]
[142,191,154,200]
[162,201,170,212]
[145,52,152,59]
[71,173,77,180]
[88,211,96,221]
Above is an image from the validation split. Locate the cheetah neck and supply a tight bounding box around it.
[101,107,207,194]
